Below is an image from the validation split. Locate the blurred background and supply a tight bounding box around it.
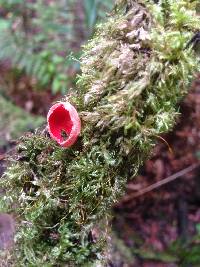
[0,1,200,266]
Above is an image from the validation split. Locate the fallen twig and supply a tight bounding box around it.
[120,163,199,204]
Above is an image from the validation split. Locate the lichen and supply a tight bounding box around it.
[1,0,200,266]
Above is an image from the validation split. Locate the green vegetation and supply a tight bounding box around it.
[0,0,200,266]
[0,95,44,147]
[0,0,114,95]
[116,234,200,266]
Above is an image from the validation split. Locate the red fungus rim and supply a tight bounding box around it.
[47,102,81,148]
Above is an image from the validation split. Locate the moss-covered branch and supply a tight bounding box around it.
[1,0,200,266]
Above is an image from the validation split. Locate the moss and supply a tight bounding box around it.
[1,0,200,266]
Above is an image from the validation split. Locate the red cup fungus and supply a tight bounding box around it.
[47,102,81,148]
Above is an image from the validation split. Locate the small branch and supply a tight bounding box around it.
[120,163,199,204]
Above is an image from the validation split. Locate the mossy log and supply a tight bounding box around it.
[1,0,200,266]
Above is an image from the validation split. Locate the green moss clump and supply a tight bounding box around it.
[1,0,200,266]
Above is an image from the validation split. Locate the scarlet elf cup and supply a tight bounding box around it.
[47,102,81,148]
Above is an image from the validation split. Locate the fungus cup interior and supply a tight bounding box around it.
[48,104,73,143]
